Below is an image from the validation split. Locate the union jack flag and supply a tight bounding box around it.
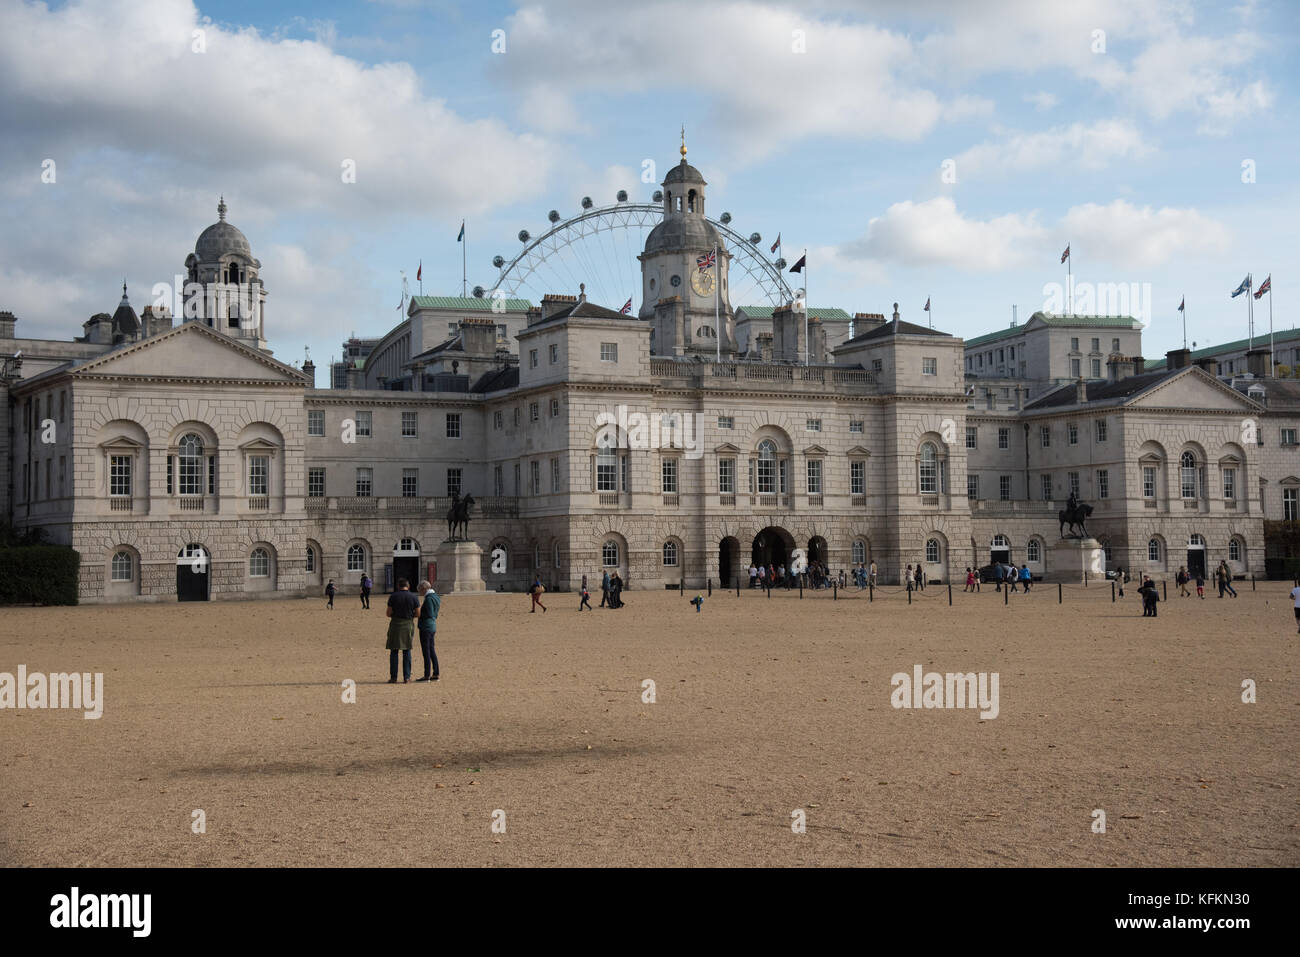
[620,297,633,315]
[696,250,716,270]
[1254,275,1272,299]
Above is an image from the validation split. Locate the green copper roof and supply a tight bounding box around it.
[409,296,533,312]
[965,313,1142,349]
[1146,326,1300,370]
[963,325,1024,348]
[738,305,851,320]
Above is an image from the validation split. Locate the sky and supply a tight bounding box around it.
[2,0,1297,384]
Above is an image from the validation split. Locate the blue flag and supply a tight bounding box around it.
[457,222,465,242]
[1231,274,1251,298]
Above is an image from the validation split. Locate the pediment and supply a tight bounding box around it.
[1126,368,1259,412]
[238,438,280,454]
[714,442,742,454]
[846,445,871,456]
[98,436,145,451]
[803,444,829,456]
[71,322,307,385]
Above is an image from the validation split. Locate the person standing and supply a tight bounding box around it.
[600,570,611,608]
[610,572,624,608]
[748,564,758,589]
[905,565,914,594]
[1290,581,1300,634]
[579,575,593,611]
[530,576,548,613]
[869,560,878,588]
[1115,566,1126,598]
[385,578,419,684]
[1177,566,1190,597]
[1219,561,1238,598]
[325,579,335,609]
[360,573,372,609]
[918,565,926,591]
[1139,576,1159,617]
[1195,570,1205,598]
[1020,564,1032,592]
[416,580,440,682]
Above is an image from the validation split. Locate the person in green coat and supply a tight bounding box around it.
[385,578,420,684]
[416,580,441,682]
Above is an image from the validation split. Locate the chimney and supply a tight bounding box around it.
[526,305,543,326]
[1194,356,1218,375]
[0,310,18,339]
[459,316,496,358]
[852,312,886,336]
[301,357,315,385]
[755,332,773,361]
[772,302,804,362]
[1245,347,1271,378]
[1011,305,1018,327]
[346,364,361,389]
[892,302,900,323]
[541,294,578,320]
[1133,356,1145,375]
[1076,378,1087,404]
[1166,347,1191,371]
[1106,355,1135,381]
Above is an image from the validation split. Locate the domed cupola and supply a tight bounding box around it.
[110,281,141,343]
[181,197,270,352]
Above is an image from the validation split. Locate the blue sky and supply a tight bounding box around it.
[2,0,1297,383]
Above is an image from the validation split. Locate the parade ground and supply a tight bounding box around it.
[2,583,1296,867]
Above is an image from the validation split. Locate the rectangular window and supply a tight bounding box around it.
[59,391,66,424]
[402,469,419,498]
[1091,337,1100,352]
[550,397,560,417]
[248,455,268,496]
[166,455,173,495]
[600,342,618,362]
[529,349,538,369]
[355,411,372,437]
[1112,337,1120,351]
[986,392,995,410]
[596,452,617,492]
[999,475,1011,501]
[1040,426,1050,448]
[446,413,461,438]
[1283,428,1297,446]
[966,426,977,449]
[662,458,678,493]
[529,461,540,496]
[851,461,865,495]
[549,343,558,364]
[1143,466,1156,498]
[1068,423,1078,446]
[448,468,463,498]
[513,407,520,427]
[551,457,560,492]
[402,411,417,437]
[1041,474,1053,501]
[849,420,864,434]
[967,474,979,500]
[494,410,503,430]
[1097,469,1109,499]
[529,402,539,423]
[1095,419,1107,442]
[497,324,507,344]
[1069,471,1080,497]
[208,456,216,495]
[1091,358,1101,377]
[1285,487,1298,521]
[1223,467,1236,500]
[110,455,132,497]
[718,416,734,429]
[998,427,1009,450]
[1070,358,1081,377]
[718,458,735,494]
[58,456,65,496]
[806,418,822,432]
[308,467,325,497]
[514,463,520,496]
[807,460,822,495]
[355,467,372,497]
[1071,337,1079,351]
[493,465,503,497]
[308,410,325,436]
[922,357,937,375]
[872,358,882,372]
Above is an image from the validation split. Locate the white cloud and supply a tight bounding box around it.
[839,197,1048,272]
[1061,200,1230,269]
[1024,91,1058,110]
[955,120,1152,178]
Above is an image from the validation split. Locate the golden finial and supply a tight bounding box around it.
[680,125,687,159]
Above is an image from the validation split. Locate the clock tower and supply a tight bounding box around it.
[638,137,736,357]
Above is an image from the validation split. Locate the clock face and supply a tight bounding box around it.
[670,274,681,287]
[690,268,715,297]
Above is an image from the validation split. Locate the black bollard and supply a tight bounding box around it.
[1084,570,1088,587]
[767,582,771,599]
[1058,582,1062,604]
[799,580,803,599]
[1004,583,1008,605]
[1162,580,1167,601]
[908,588,912,605]
[707,578,712,597]
[680,580,684,596]
[948,584,952,606]
[1252,574,1256,591]
[1112,581,1115,603]
[736,577,740,597]
[833,582,837,600]
[869,583,873,602]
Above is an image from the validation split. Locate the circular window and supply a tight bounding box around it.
[670,274,681,287]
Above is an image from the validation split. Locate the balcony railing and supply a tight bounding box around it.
[248,496,269,510]
[109,497,132,512]
[649,359,878,389]
[662,493,679,506]
[313,495,521,518]
[178,496,205,511]
[598,493,621,506]
[851,495,866,507]
[807,494,823,507]
[719,494,736,506]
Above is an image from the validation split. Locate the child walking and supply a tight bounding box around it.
[530,577,548,613]
[579,575,592,611]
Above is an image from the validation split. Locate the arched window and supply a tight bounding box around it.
[1148,538,1161,562]
[305,546,316,573]
[687,189,696,212]
[851,540,866,564]
[553,541,561,568]
[1180,451,1198,498]
[925,539,941,563]
[249,547,270,577]
[757,439,777,494]
[347,543,366,572]
[663,541,678,566]
[919,442,938,494]
[602,541,619,567]
[533,543,541,569]
[1229,539,1242,562]
[178,433,204,495]
[992,534,1009,548]
[1189,533,1205,547]
[1026,539,1042,563]
[111,550,133,582]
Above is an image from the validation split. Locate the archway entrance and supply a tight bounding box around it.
[752,526,795,572]
[393,538,421,587]
[1186,533,1206,579]
[808,536,828,568]
[719,536,741,588]
[990,534,1010,567]
[176,544,210,601]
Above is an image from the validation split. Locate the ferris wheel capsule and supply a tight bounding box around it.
[720,212,732,224]
[492,255,505,268]
[749,232,761,245]
[652,190,663,202]
[548,210,560,223]
[581,196,593,209]
[518,229,530,242]
[616,190,628,202]
[472,286,485,298]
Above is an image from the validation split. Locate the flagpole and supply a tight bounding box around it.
[1067,243,1072,315]
[461,222,467,298]
[1181,296,1186,349]
[714,244,720,364]
[1269,279,1274,375]
[803,248,809,367]
[1248,273,1254,351]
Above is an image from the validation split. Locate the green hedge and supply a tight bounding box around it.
[0,545,80,605]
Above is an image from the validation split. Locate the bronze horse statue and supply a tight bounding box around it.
[446,493,475,541]
[1058,501,1093,539]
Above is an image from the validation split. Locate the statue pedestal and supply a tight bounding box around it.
[1046,538,1103,584]
[434,540,486,593]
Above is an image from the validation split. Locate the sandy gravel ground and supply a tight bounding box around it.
[1,581,1296,867]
